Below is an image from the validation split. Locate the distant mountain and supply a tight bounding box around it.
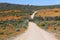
[0,3,60,11]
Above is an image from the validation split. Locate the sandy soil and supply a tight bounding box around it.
[12,22,57,40]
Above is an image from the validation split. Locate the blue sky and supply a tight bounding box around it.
[0,0,60,6]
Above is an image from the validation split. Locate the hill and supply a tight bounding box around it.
[0,3,60,40]
[0,3,60,11]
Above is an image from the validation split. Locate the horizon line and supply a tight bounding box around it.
[0,2,60,6]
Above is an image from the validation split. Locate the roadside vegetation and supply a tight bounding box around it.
[0,3,60,40]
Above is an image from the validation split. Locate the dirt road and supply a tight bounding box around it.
[13,22,57,40]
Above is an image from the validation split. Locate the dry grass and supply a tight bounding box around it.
[36,8,60,17]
